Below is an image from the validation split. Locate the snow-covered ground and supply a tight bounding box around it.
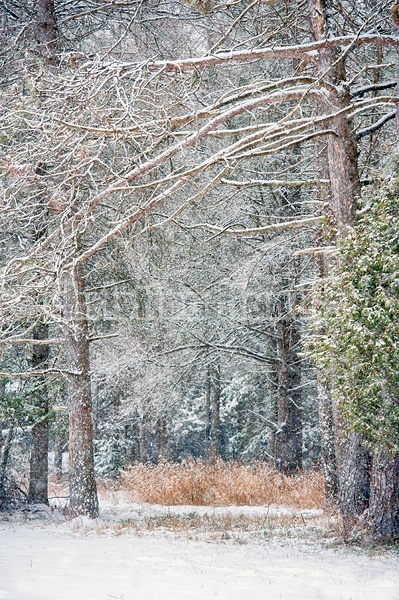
[0,502,398,600]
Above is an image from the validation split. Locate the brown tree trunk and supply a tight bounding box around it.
[64,263,99,518]
[28,323,49,505]
[339,435,371,536]
[308,0,370,523]
[368,451,399,541]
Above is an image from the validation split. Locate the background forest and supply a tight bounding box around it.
[0,0,398,543]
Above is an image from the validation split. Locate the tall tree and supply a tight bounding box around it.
[307,0,371,532]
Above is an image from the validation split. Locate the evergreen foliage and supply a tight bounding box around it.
[309,179,399,453]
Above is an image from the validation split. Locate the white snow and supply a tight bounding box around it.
[0,504,398,600]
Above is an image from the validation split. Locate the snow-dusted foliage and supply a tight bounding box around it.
[308,180,399,453]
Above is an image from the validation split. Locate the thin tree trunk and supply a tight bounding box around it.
[317,380,338,502]
[54,413,66,483]
[64,262,99,518]
[139,413,149,463]
[28,323,49,505]
[154,416,168,461]
[206,359,221,462]
[275,299,302,474]
[268,380,278,465]
[54,437,64,483]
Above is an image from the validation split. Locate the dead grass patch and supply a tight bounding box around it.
[120,460,325,509]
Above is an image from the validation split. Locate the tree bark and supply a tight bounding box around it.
[368,451,399,541]
[308,0,370,523]
[27,323,49,505]
[36,0,58,61]
[339,435,371,536]
[64,262,99,518]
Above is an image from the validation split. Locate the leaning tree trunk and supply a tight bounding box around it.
[64,262,99,518]
[28,323,49,505]
[308,0,370,526]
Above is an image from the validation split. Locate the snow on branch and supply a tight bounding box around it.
[221,178,330,187]
[185,216,324,236]
[141,35,399,73]
[356,110,396,139]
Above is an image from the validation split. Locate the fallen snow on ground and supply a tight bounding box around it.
[0,503,398,600]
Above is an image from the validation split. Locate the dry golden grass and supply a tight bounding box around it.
[120,460,325,509]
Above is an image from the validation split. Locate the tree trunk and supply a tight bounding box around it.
[36,0,58,60]
[24,0,58,506]
[308,0,370,523]
[317,380,338,502]
[368,451,399,541]
[339,435,371,536]
[28,323,49,505]
[275,306,303,474]
[54,436,64,483]
[206,359,221,462]
[138,413,149,462]
[64,263,99,518]
[0,427,14,508]
[154,416,168,461]
[54,413,66,483]
[268,382,278,465]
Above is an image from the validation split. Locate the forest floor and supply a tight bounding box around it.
[0,488,398,600]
